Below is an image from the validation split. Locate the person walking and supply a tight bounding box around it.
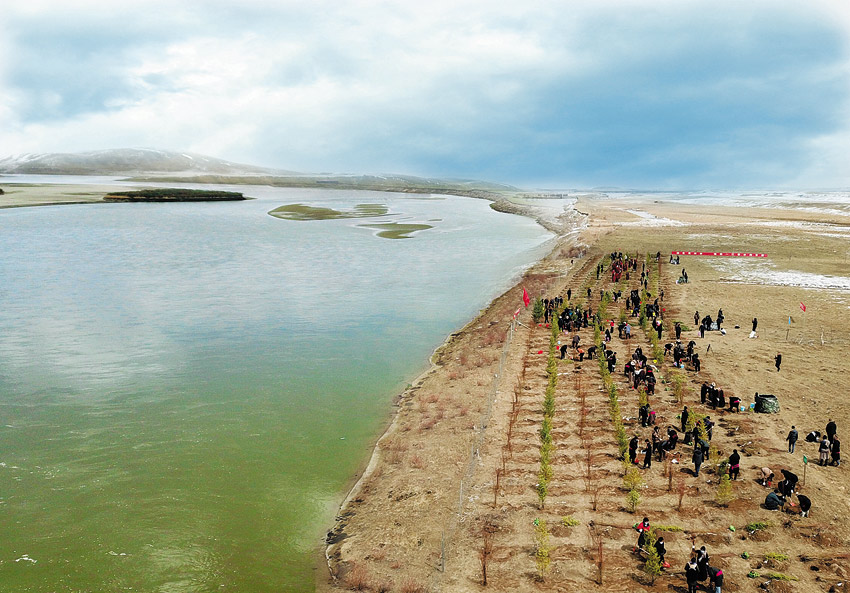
[675,321,682,340]
[681,406,690,434]
[692,445,705,477]
[752,317,758,332]
[774,353,782,372]
[694,311,700,327]
[787,426,798,453]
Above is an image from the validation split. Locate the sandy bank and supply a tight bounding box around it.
[319,196,850,593]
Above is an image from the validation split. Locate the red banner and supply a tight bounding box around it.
[671,251,767,257]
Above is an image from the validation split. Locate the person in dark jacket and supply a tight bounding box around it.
[655,536,667,566]
[629,435,639,464]
[765,489,785,510]
[685,558,700,593]
[786,426,798,453]
[728,449,740,480]
[709,565,724,593]
[819,437,831,465]
[752,317,758,332]
[635,517,650,551]
[774,353,782,371]
[797,494,812,517]
[694,546,710,581]
[826,419,837,441]
[692,445,704,477]
[681,406,690,433]
[639,404,649,427]
[831,435,841,466]
[779,469,798,496]
[643,440,652,469]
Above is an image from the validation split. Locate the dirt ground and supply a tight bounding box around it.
[320,196,850,593]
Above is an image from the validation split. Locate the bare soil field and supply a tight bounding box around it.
[322,197,850,593]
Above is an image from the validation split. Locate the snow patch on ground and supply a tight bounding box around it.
[618,210,689,227]
[706,258,850,291]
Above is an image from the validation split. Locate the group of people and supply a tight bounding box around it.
[553,251,838,589]
[798,419,841,466]
[684,545,723,593]
[624,346,656,394]
[668,339,701,371]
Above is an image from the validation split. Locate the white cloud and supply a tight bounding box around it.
[2,0,850,186]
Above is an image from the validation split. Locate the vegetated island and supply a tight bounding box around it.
[103,188,246,202]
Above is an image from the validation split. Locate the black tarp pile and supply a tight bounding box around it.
[754,393,780,413]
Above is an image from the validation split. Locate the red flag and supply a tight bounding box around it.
[800,302,806,312]
[522,287,530,308]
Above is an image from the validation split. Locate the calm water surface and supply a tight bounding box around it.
[0,181,552,592]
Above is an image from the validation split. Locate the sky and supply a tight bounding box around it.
[1,0,850,189]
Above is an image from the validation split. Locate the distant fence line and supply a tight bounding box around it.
[431,316,516,590]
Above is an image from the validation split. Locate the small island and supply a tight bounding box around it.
[103,188,246,202]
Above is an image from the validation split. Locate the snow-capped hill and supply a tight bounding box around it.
[0,148,292,176]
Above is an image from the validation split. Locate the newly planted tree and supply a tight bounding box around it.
[643,529,663,585]
[533,519,551,580]
[716,473,735,507]
[626,488,641,513]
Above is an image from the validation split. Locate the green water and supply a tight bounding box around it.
[0,180,553,592]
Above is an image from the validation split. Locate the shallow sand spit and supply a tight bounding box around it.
[320,195,850,593]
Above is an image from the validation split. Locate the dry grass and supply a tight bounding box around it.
[345,564,374,591]
[399,579,427,593]
[418,417,437,431]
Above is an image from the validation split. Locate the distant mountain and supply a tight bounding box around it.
[0,148,520,197]
[0,148,293,176]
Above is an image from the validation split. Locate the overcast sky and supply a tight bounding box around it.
[2,0,849,188]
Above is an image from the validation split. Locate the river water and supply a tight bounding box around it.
[0,179,553,592]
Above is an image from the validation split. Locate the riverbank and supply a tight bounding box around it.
[319,195,850,592]
[0,183,124,208]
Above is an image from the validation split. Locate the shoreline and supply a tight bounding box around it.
[318,225,583,579]
[317,196,850,593]
[317,211,597,591]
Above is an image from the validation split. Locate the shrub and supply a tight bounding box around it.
[715,474,735,506]
[399,579,427,593]
[533,519,551,580]
[346,564,374,591]
[532,298,544,323]
[623,467,644,492]
[654,524,684,532]
[626,488,641,513]
[762,572,798,581]
[562,515,580,527]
